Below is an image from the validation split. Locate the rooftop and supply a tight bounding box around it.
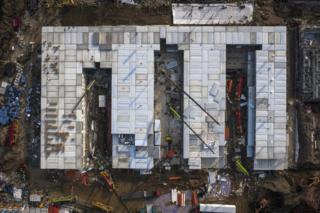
[41,26,287,171]
[172,3,253,25]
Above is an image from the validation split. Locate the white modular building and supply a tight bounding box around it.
[41,26,287,171]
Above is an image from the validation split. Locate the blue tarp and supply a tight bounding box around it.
[0,86,20,125]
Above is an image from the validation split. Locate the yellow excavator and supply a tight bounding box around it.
[50,195,75,203]
[92,201,113,212]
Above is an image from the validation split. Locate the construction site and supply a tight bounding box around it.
[0,0,320,212]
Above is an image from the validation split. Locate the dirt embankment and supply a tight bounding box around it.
[60,3,171,26]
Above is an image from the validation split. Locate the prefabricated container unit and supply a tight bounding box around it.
[177,191,186,207]
[191,191,199,206]
[200,204,236,213]
[171,189,177,204]
[154,132,161,146]
[154,119,161,132]
[98,95,106,108]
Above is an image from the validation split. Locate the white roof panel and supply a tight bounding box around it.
[42,25,287,171]
[172,3,254,25]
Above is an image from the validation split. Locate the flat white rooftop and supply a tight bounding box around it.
[172,3,253,25]
[200,203,236,213]
[41,26,287,171]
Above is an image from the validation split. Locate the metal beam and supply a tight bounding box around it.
[71,80,96,113]
[169,105,215,155]
[160,68,220,125]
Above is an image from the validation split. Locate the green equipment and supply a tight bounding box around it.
[235,158,250,176]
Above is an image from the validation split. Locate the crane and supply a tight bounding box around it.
[100,171,130,213]
[169,104,215,155]
[71,80,96,113]
[160,68,220,125]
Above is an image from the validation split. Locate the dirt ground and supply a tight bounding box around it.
[60,5,171,26]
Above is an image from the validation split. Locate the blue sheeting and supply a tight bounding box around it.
[247,52,255,158]
[0,86,20,125]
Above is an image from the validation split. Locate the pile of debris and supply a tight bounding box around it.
[206,171,232,198]
[0,166,29,209]
[0,86,20,125]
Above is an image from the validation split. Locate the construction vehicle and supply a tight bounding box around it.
[92,201,113,212]
[165,134,177,159]
[234,157,250,176]
[50,195,75,203]
[100,171,116,191]
[165,134,172,143]
[98,171,130,213]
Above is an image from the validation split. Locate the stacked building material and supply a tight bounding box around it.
[0,86,20,125]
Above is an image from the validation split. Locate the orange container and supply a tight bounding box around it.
[191,191,199,206]
[225,127,230,141]
[169,176,181,181]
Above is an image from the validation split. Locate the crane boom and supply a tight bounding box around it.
[100,171,130,213]
[160,68,220,125]
[71,80,96,113]
[169,105,215,155]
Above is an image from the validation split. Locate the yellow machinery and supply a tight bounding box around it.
[99,171,130,212]
[165,134,172,143]
[92,201,113,212]
[234,158,250,176]
[100,171,116,191]
[50,195,75,203]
